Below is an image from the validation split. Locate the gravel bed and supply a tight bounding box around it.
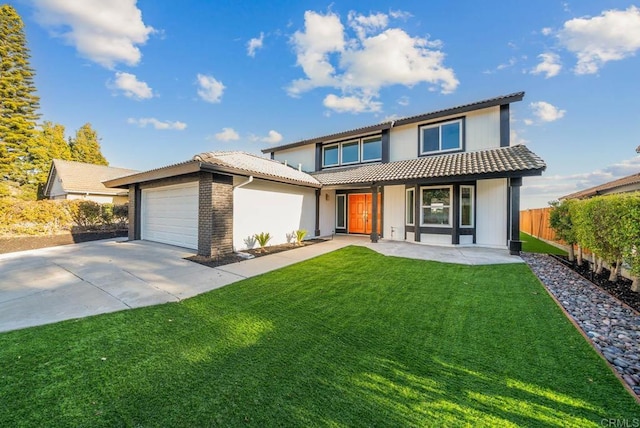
[522,252,640,397]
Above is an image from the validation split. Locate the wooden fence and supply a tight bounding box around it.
[520,207,557,241]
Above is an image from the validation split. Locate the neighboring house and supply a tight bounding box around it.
[560,172,640,200]
[44,159,139,204]
[104,92,546,257]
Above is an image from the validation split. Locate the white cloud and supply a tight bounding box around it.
[111,72,153,100]
[530,52,562,78]
[247,32,264,57]
[323,93,382,113]
[261,130,283,144]
[397,96,409,106]
[541,27,553,36]
[214,127,239,141]
[288,10,458,113]
[558,6,640,74]
[530,101,566,122]
[31,0,154,68]
[510,129,529,145]
[127,117,186,130]
[389,10,412,20]
[523,119,534,126]
[196,74,225,103]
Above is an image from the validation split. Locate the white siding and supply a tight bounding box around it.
[319,189,336,237]
[233,178,316,250]
[389,107,501,161]
[465,107,500,151]
[141,182,199,249]
[383,185,405,240]
[67,193,116,204]
[273,145,316,172]
[476,178,507,248]
[48,172,66,198]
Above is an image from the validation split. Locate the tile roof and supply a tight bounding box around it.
[262,92,525,153]
[311,145,546,186]
[48,159,139,196]
[561,172,640,200]
[193,151,321,187]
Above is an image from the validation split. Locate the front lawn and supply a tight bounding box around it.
[1,246,636,426]
[521,231,568,255]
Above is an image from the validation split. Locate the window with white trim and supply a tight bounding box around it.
[362,137,382,162]
[321,135,382,167]
[405,188,415,226]
[419,119,463,155]
[460,185,474,227]
[336,194,346,229]
[421,186,452,226]
[341,140,359,164]
[322,144,339,167]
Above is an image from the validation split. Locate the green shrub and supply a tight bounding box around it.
[254,232,272,252]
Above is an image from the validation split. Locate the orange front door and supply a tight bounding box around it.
[348,193,381,234]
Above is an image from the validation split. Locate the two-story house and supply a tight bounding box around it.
[105,92,546,257]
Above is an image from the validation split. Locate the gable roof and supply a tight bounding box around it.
[560,172,640,200]
[104,151,322,189]
[312,145,546,187]
[262,92,525,154]
[44,159,139,196]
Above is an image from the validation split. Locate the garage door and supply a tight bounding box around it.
[141,182,199,249]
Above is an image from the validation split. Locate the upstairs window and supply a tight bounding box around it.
[321,135,382,168]
[341,141,360,165]
[323,144,339,167]
[362,137,382,162]
[420,119,463,155]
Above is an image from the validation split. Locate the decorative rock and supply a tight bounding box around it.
[522,253,640,398]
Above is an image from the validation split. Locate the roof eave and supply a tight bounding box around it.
[103,161,202,188]
[200,163,322,188]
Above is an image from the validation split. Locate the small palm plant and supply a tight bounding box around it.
[295,229,307,246]
[254,232,272,252]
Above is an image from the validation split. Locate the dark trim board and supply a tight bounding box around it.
[500,104,510,147]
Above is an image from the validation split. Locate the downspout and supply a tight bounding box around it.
[233,176,253,189]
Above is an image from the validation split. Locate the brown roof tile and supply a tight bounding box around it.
[312,145,545,186]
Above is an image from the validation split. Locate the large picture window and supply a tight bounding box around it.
[420,119,463,155]
[336,194,346,229]
[405,188,415,225]
[460,185,474,227]
[421,186,452,226]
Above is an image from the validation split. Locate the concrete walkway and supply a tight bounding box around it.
[0,236,520,333]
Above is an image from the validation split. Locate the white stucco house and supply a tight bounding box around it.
[44,159,138,204]
[104,92,546,257]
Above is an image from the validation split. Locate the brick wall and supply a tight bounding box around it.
[198,172,233,257]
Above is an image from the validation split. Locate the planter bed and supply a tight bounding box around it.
[0,230,128,254]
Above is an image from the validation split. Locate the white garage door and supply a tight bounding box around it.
[142,182,199,249]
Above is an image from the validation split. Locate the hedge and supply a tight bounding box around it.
[0,199,128,236]
[550,193,640,290]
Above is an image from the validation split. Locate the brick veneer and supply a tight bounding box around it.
[198,172,233,257]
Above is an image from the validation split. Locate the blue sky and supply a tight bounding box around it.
[11,0,640,208]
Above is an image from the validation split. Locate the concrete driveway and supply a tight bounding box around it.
[0,239,247,333]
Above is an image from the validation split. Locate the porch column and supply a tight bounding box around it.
[508,177,522,255]
[315,189,321,237]
[370,185,379,243]
[128,184,141,241]
[414,184,421,242]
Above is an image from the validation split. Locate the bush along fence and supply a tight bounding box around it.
[0,199,128,236]
[549,194,640,292]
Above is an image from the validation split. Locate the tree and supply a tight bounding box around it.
[0,5,40,184]
[69,123,108,166]
[29,121,70,196]
[548,200,577,262]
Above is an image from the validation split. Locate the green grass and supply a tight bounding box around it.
[521,231,568,255]
[1,247,636,427]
